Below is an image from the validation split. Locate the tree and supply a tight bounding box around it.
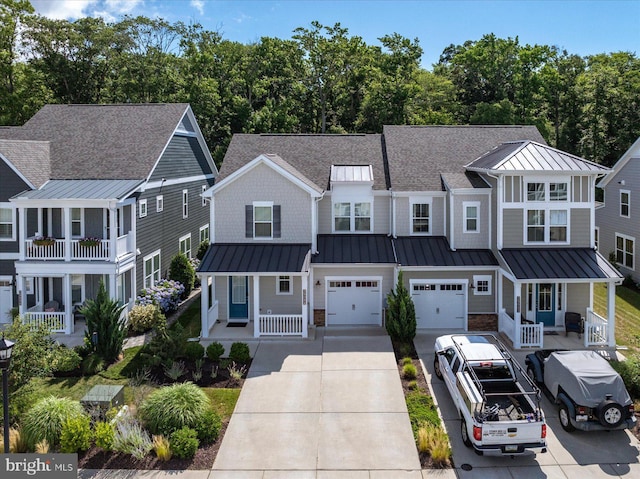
[385,271,416,343]
[169,253,195,299]
[80,280,127,364]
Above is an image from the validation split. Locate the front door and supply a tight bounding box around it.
[536,283,555,326]
[229,276,249,320]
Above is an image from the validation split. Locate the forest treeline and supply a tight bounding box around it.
[1,0,639,166]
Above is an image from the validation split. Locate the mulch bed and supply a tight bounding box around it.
[145,359,250,388]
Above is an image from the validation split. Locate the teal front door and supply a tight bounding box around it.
[536,283,555,326]
[229,276,248,320]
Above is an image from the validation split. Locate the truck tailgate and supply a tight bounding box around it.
[480,420,545,447]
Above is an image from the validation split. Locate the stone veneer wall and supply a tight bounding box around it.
[468,314,498,331]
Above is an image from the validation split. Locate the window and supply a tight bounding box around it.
[620,190,630,217]
[179,234,191,258]
[182,190,188,218]
[526,209,569,243]
[550,183,568,201]
[143,250,161,288]
[254,203,273,238]
[71,208,82,236]
[549,210,567,242]
[615,233,634,269]
[156,195,163,212]
[528,181,568,202]
[139,200,148,218]
[333,201,372,232]
[527,210,545,242]
[473,275,491,295]
[0,204,15,240]
[527,183,545,201]
[71,274,83,305]
[277,275,292,295]
[202,185,207,207]
[199,224,209,244]
[464,202,479,233]
[412,203,430,234]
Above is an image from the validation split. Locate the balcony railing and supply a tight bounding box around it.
[24,306,66,333]
[25,234,133,261]
[258,314,305,336]
[498,308,543,349]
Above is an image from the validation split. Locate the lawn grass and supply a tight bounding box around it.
[170,299,201,337]
[203,388,241,420]
[594,283,640,354]
[405,389,441,436]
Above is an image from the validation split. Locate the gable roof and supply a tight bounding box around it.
[0,103,194,180]
[220,133,387,190]
[383,125,545,191]
[441,172,490,190]
[598,137,640,188]
[0,139,50,188]
[466,140,609,173]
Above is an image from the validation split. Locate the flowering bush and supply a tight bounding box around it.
[136,279,185,314]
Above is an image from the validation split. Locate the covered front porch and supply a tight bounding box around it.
[198,243,312,338]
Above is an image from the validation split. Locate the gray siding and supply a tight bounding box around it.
[452,194,490,249]
[258,276,304,315]
[502,209,524,248]
[149,134,215,181]
[483,175,499,249]
[374,195,391,235]
[570,208,591,247]
[502,278,514,318]
[0,260,16,276]
[395,196,445,236]
[215,162,313,243]
[566,283,590,317]
[311,266,395,310]
[318,196,331,234]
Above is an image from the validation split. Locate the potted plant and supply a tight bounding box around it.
[79,236,100,248]
[33,236,55,246]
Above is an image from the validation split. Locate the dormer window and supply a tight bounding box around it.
[333,201,372,232]
[330,164,374,233]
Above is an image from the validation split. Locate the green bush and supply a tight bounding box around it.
[194,409,222,444]
[139,322,189,368]
[170,427,199,459]
[386,271,416,342]
[128,304,165,333]
[611,355,640,399]
[403,363,417,380]
[94,421,115,451]
[169,253,195,299]
[229,342,250,363]
[81,352,105,376]
[60,415,93,453]
[183,342,205,361]
[401,357,412,366]
[405,390,440,435]
[52,346,82,373]
[138,382,211,436]
[196,240,209,261]
[206,342,225,362]
[22,397,88,449]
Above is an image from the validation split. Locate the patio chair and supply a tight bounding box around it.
[564,312,583,338]
[44,300,59,312]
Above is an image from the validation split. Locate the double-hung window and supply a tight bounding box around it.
[0,204,16,240]
[199,224,209,243]
[527,210,545,242]
[549,210,567,242]
[277,276,292,295]
[71,208,83,236]
[333,201,372,232]
[246,202,281,239]
[620,190,630,217]
[411,202,430,234]
[156,195,163,212]
[139,200,147,218]
[464,202,480,233]
[143,250,161,288]
[525,180,569,244]
[616,233,634,269]
[179,234,192,258]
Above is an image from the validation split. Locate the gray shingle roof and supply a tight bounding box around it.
[395,236,498,267]
[221,134,387,190]
[441,172,489,190]
[0,139,50,188]
[383,125,545,191]
[0,104,190,180]
[198,243,311,273]
[11,179,143,201]
[262,154,323,193]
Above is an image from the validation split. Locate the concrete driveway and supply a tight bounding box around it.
[414,332,640,478]
[212,328,423,478]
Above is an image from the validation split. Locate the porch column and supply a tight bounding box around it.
[19,275,27,315]
[607,282,616,348]
[301,275,308,338]
[200,274,209,338]
[253,275,260,338]
[108,274,117,301]
[18,207,25,261]
[109,208,117,261]
[129,203,137,256]
[64,207,72,261]
[64,274,73,334]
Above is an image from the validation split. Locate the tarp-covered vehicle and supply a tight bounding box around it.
[525,350,636,432]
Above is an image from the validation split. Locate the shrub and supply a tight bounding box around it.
[35,440,50,454]
[0,427,28,453]
[417,423,451,467]
[611,354,640,399]
[407,380,418,390]
[152,435,172,461]
[138,382,211,436]
[112,416,153,460]
[184,341,205,361]
[403,363,417,380]
[60,415,93,453]
[401,357,413,366]
[136,279,185,314]
[229,342,251,363]
[228,362,247,382]
[169,253,195,299]
[405,390,440,435]
[94,421,115,451]
[386,270,416,342]
[206,342,225,362]
[170,427,199,459]
[128,304,165,333]
[194,409,222,444]
[22,397,88,449]
[139,321,189,368]
[52,346,82,373]
[196,240,209,261]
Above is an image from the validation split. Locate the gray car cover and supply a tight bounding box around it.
[543,350,631,408]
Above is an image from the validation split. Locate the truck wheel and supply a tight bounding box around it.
[598,400,625,428]
[461,418,472,447]
[433,356,443,380]
[559,404,575,432]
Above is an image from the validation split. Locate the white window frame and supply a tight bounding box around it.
[253,201,273,239]
[620,189,630,218]
[332,200,373,233]
[71,207,83,237]
[276,275,293,295]
[0,203,16,241]
[143,249,161,288]
[182,190,189,218]
[202,185,207,207]
[410,198,431,235]
[71,274,85,306]
[179,233,192,258]
[139,199,148,218]
[525,208,570,244]
[473,275,492,296]
[549,182,568,201]
[156,195,163,212]
[463,201,480,233]
[527,180,569,202]
[199,224,209,244]
[615,233,635,270]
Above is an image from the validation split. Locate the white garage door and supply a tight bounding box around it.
[411,282,466,329]
[326,279,382,325]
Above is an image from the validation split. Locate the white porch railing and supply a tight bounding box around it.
[498,308,515,344]
[206,301,219,334]
[498,308,543,349]
[25,235,133,261]
[23,311,66,333]
[116,233,133,257]
[25,239,64,259]
[71,239,110,260]
[584,308,609,346]
[258,314,304,336]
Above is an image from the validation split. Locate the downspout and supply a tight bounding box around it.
[313,191,325,253]
[390,189,396,237]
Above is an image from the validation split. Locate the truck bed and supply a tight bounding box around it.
[475,380,538,421]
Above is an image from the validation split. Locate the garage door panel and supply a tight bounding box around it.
[327,279,381,325]
[412,282,466,329]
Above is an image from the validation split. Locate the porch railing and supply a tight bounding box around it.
[116,233,133,258]
[258,314,304,336]
[25,234,133,261]
[584,308,608,346]
[25,239,65,259]
[23,311,66,333]
[498,308,543,349]
[71,239,110,260]
[498,308,515,344]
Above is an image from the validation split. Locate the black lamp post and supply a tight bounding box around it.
[0,334,15,454]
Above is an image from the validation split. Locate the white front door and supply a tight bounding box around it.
[411,282,466,329]
[326,278,382,325]
[0,278,13,323]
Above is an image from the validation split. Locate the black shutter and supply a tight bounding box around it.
[273,205,281,238]
[245,205,253,238]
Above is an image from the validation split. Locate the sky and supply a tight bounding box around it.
[30,0,640,68]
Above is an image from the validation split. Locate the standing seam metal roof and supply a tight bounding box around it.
[11,179,143,200]
[394,237,498,267]
[198,244,311,273]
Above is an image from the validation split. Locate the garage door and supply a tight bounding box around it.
[411,282,466,329]
[327,279,382,325]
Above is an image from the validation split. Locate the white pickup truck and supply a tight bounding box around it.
[434,334,547,456]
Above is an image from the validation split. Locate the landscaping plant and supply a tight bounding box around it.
[403,363,418,380]
[94,421,115,451]
[60,415,93,453]
[152,435,172,461]
[164,360,187,381]
[386,270,417,343]
[417,423,451,467]
[229,342,251,363]
[184,341,205,361]
[51,345,82,373]
[170,427,199,459]
[136,279,185,314]
[128,304,165,333]
[169,253,195,299]
[206,342,225,361]
[22,396,88,449]
[196,240,209,261]
[194,409,222,444]
[112,416,153,460]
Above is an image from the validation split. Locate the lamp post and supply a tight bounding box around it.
[0,334,15,454]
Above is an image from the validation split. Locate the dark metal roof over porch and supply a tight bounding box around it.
[501,248,622,280]
[312,234,395,263]
[198,243,311,273]
[395,236,498,267]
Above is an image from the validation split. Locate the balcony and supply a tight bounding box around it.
[24,233,133,262]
